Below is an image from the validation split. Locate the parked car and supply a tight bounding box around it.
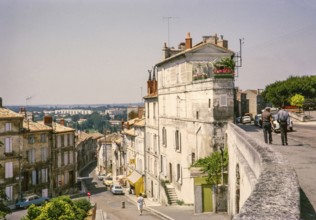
[15,194,49,209]
[97,173,107,181]
[111,185,124,195]
[241,116,251,124]
[103,176,113,186]
[271,115,293,133]
[254,114,262,127]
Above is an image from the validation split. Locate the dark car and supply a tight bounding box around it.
[16,194,49,209]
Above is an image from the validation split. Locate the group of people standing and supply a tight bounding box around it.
[262,106,290,146]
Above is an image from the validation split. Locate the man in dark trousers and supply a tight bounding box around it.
[262,107,273,144]
[276,106,290,145]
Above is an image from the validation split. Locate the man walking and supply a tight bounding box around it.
[262,107,273,144]
[137,193,145,215]
[276,107,290,145]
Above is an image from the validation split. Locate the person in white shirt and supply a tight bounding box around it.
[137,193,145,215]
[276,106,290,145]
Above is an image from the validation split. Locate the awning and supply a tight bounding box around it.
[127,170,142,185]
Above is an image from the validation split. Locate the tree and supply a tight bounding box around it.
[192,148,228,185]
[262,75,316,107]
[290,94,305,109]
[22,196,90,220]
[0,188,11,219]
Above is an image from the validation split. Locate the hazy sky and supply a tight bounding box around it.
[1,0,315,105]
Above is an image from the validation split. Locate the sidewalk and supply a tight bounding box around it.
[123,189,229,220]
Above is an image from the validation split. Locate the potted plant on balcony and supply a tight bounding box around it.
[213,57,235,78]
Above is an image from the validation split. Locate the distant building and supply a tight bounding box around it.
[55,109,93,115]
[236,88,265,118]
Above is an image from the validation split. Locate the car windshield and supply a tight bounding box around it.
[114,186,122,189]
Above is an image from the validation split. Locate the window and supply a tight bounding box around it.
[64,171,69,185]
[5,162,13,178]
[57,175,63,186]
[220,94,228,107]
[64,134,68,147]
[162,127,167,147]
[41,148,48,162]
[5,137,12,153]
[175,130,181,152]
[64,151,69,165]
[57,153,62,167]
[177,164,182,183]
[41,168,48,183]
[40,134,46,143]
[69,151,74,164]
[209,99,211,108]
[191,153,196,165]
[5,186,13,201]
[153,134,157,154]
[57,136,61,148]
[32,170,37,185]
[61,135,64,147]
[42,188,48,197]
[153,103,156,119]
[147,103,150,118]
[196,111,199,119]
[28,135,35,144]
[28,149,36,164]
[5,123,12,131]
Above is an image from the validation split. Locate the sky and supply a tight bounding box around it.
[1,0,315,106]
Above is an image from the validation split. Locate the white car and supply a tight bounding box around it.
[241,116,251,124]
[97,173,107,180]
[272,116,293,133]
[111,185,124,195]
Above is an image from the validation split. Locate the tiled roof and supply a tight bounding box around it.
[23,121,52,132]
[123,128,136,137]
[134,118,145,127]
[37,121,75,133]
[0,108,24,119]
[76,131,91,142]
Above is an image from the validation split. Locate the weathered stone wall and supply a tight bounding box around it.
[227,123,300,219]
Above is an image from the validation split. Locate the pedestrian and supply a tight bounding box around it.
[276,106,289,145]
[262,107,273,144]
[137,193,145,215]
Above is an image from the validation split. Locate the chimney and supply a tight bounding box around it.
[138,107,144,119]
[60,118,65,126]
[0,97,2,108]
[185,32,192,49]
[147,70,152,95]
[217,35,228,49]
[44,115,53,127]
[19,107,27,119]
[162,42,170,59]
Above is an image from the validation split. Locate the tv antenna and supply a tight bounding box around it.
[163,17,176,46]
[235,38,244,77]
[26,96,32,106]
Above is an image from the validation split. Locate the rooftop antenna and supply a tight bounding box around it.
[163,17,176,46]
[26,96,32,106]
[235,38,244,77]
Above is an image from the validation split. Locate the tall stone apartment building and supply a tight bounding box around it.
[0,100,24,207]
[150,33,235,211]
[144,71,160,202]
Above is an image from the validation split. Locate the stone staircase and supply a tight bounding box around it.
[165,184,178,205]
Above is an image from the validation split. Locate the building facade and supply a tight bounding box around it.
[155,33,235,210]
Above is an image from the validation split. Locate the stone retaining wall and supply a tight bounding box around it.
[227,123,300,219]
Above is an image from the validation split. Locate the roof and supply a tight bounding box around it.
[156,41,234,67]
[123,128,136,137]
[134,118,145,127]
[143,94,158,99]
[37,121,75,133]
[23,121,52,132]
[0,108,24,119]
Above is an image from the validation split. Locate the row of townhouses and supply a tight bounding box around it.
[0,99,103,208]
[97,32,236,213]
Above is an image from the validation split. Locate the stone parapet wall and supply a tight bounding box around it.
[227,123,300,219]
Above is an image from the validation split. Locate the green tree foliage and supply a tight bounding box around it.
[128,110,138,120]
[22,196,90,220]
[290,94,305,108]
[262,75,316,107]
[0,188,11,219]
[214,57,235,71]
[192,148,228,185]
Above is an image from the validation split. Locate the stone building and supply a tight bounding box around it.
[39,116,76,196]
[20,109,52,199]
[144,70,160,201]
[0,99,24,208]
[155,33,235,211]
